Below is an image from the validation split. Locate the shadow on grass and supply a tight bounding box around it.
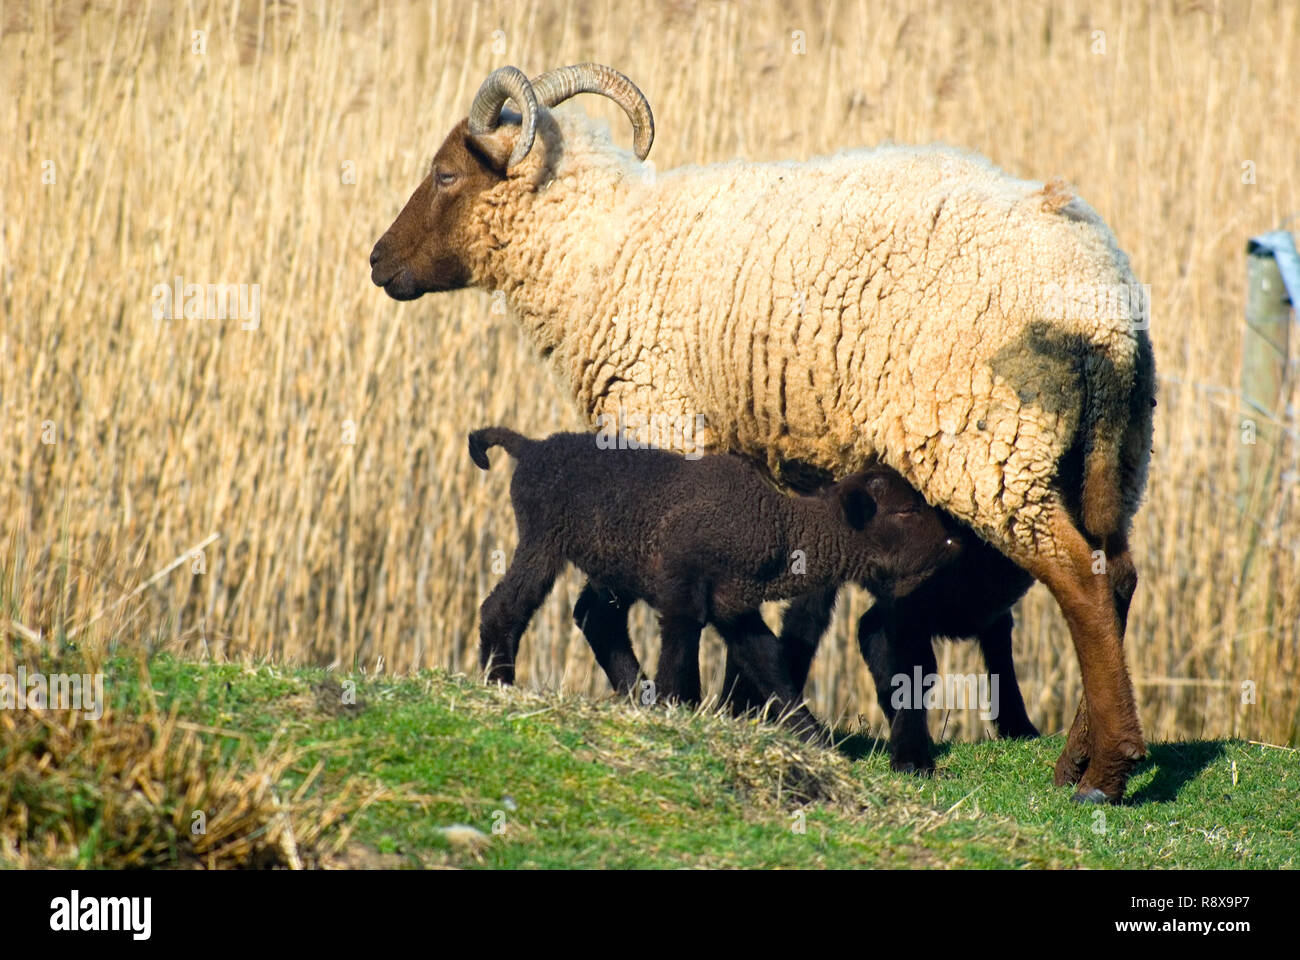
[830,730,888,762]
[1124,740,1229,805]
[829,726,1229,805]
[828,729,957,766]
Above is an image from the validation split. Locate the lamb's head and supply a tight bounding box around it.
[370,63,653,301]
[826,467,963,597]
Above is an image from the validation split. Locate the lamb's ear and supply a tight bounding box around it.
[835,483,877,531]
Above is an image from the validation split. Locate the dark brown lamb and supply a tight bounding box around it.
[469,427,963,739]
[775,534,1039,774]
[579,509,1042,772]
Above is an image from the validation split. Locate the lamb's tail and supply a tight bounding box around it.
[1078,332,1156,542]
[468,427,534,470]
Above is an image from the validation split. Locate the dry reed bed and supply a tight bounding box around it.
[2,0,1297,744]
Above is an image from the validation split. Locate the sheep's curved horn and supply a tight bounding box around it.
[468,66,539,168]
[530,63,654,160]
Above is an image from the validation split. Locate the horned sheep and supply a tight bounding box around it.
[371,63,1157,802]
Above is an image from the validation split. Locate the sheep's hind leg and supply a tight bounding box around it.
[720,610,827,745]
[1014,507,1145,803]
[478,547,562,685]
[1053,530,1138,784]
[978,611,1039,739]
[573,582,642,695]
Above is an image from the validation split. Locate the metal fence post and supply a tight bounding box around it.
[1238,231,1299,590]
[1238,232,1297,510]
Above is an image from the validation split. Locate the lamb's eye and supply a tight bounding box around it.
[435,170,457,187]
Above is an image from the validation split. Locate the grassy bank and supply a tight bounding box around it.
[3,656,1293,869]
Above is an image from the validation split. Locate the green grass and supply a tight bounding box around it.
[17,655,1298,869]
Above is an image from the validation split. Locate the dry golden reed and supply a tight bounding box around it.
[3,0,1297,745]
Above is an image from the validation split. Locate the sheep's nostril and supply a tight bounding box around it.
[369,244,382,267]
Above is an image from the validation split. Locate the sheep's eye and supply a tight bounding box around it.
[435,169,457,187]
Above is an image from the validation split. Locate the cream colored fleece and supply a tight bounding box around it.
[468,109,1154,559]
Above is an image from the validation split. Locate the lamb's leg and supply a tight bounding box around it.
[870,609,940,774]
[977,611,1039,739]
[653,615,703,705]
[720,655,761,713]
[650,574,710,705]
[857,604,895,721]
[722,586,838,711]
[720,610,827,744]
[573,582,642,694]
[478,546,561,685]
[778,586,840,692]
[1014,506,1145,803]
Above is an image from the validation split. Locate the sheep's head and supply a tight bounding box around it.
[370,63,653,302]
[368,118,510,300]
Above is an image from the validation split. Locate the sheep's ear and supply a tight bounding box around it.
[836,484,876,531]
[466,128,517,175]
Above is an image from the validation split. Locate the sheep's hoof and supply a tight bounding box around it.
[1053,750,1088,786]
[1071,787,1111,805]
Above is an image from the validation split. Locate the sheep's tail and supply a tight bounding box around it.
[1079,332,1156,542]
[1024,177,1156,541]
[468,427,534,470]
[1081,429,1123,539]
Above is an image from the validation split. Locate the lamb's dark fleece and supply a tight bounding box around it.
[776,536,1039,773]
[469,427,962,739]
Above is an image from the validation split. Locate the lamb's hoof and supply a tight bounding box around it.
[998,723,1040,740]
[791,718,832,748]
[1071,787,1111,805]
[890,758,935,777]
[662,696,702,711]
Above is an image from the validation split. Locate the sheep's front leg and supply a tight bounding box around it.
[720,652,763,713]
[478,546,562,685]
[573,582,643,694]
[720,611,827,745]
[976,611,1039,740]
